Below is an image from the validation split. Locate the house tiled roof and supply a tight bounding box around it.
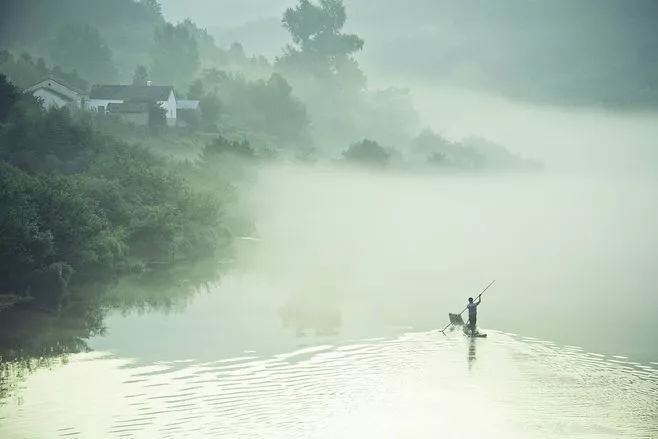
[107,102,150,113]
[90,85,174,101]
[26,77,86,97]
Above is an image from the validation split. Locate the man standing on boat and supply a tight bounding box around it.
[466,296,481,335]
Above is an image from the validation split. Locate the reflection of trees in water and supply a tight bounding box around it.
[0,256,225,401]
[0,303,100,401]
[102,256,223,314]
[0,356,71,403]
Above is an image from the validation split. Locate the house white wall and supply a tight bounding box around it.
[32,89,71,109]
[164,90,177,126]
[26,79,85,109]
[87,99,123,112]
[88,87,177,125]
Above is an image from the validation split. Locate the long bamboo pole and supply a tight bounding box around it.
[440,279,496,333]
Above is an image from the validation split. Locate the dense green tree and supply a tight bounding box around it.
[188,79,204,100]
[178,19,230,67]
[201,136,256,162]
[148,103,167,134]
[132,65,149,85]
[277,0,366,92]
[0,77,230,310]
[411,130,482,169]
[0,163,122,307]
[51,24,117,83]
[199,93,222,127]
[342,139,389,166]
[196,71,308,145]
[0,50,88,91]
[0,75,20,122]
[228,42,246,61]
[410,130,536,170]
[150,23,200,86]
[201,68,229,91]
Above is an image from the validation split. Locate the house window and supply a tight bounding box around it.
[98,106,105,114]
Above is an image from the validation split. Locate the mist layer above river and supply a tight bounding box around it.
[242,165,658,360]
[87,164,658,363]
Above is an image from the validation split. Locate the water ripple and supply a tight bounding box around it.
[1,331,656,438]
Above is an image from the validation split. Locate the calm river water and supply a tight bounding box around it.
[1,167,657,438]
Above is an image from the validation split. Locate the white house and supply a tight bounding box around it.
[25,78,87,109]
[88,84,177,126]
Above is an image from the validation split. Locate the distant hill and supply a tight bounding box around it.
[344,0,658,108]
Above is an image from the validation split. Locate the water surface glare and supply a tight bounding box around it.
[1,331,656,438]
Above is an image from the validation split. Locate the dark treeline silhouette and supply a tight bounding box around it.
[0,50,88,91]
[342,139,390,167]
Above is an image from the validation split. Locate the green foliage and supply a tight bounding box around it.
[0,75,21,122]
[176,20,272,78]
[148,103,167,134]
[51,24,117,83]
[277,0,366,92]
[188,79,204,100]
[0,0,163,81]
[199,93,222,128]
[0,163,120,307]
[132,65,149,85]
[410,130,539,171]
[0,76,231,310]
[411,130,484,170]
[150,23,200,87]
[197,70,309,146]
[342,139,390,166]
[0,50,88,91]
[177,19,230,68]
[275,0,393,151]
[201,136,256,162]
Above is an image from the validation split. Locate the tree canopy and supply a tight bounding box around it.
[0,75,230,309]
[51,24,117,83]
[0,51,88,91]
[342,139,390,167]
[150,23,200,86]
[277,0,366,92]
[132,65,149,85]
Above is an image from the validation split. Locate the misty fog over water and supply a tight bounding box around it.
[92,164,658,362]
[2,165,658,438]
